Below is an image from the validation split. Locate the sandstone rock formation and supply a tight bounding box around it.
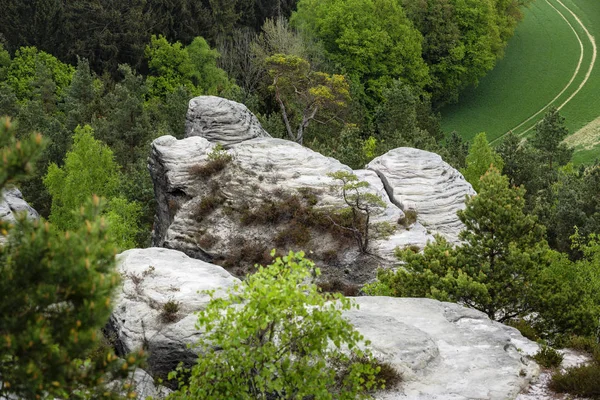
[367,148,476,243]
[108,247,239,379]
[185,96,270,147]
[110,248,540,400]
[346,297,539,400]
[149,96,475,281]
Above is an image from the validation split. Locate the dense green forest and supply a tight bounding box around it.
[1,0,600,398]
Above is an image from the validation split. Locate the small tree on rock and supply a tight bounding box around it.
[327,171,387,254]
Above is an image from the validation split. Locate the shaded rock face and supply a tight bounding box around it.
[149,96,474,282]
[346,297,539,400]
[110,248,539,400]
[108,248,239,380]
[185,96,270,147]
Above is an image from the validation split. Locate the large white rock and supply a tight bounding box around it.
[368,148,476,243]
[109,248,240,378]
[109,251,540,400]
[148,134,415,281]
[345,297,539,400]
[185,96,271,147]
[149,96,475,281]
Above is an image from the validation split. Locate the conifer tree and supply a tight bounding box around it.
[369,166,548,322]
[531,106,573,170]
[0,117,142,399]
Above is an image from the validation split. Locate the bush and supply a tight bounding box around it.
[563,336,600,357]
[533,345,564,369]
[161,300,181,323]
[167,251,381,399]
[318,278,361,297]
[399,209,418,227]
[550,364,600,397]
[192,193,222,221]
[189,144,232,177]
[508,319,540,341]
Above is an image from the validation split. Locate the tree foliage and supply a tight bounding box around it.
[292,0,429,102]
[5,46,74,101]
[367,166,548,322]
[145,35,234,98]
[168,251,380,400]
[461,132,504,192]
[0,117,142,399]
[402,0,525,106]
[532,234,600,338]
[267,53,350,144]
[43,125,141,249]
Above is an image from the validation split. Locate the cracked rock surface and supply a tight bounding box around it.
[108,248,239,379]
[149,96,475,280]
[110,248,540,400]
[347,297,539,400]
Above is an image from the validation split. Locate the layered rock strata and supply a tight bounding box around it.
[149,96,475,280]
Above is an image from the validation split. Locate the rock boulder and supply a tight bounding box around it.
[0,188,39,223]
[367,148,476,243]
[185,96,270,147]
[0,188,39,245]
[109,248,540,400]
[346,297,539,400]
[149,97,475,282]
[108,247,240,379]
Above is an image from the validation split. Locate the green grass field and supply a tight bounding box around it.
[440,0,600,164]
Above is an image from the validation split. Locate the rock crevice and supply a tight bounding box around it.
[148,96,476,279]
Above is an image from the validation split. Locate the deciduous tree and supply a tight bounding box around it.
[266,53,350,144]
[461,132,504,192]
[168,251,380,399]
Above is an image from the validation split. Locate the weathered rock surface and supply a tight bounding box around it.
[346,297,539,400]
[149,97,475,281]
[149,134,403,282]
[108,248,239,378]
[185,96,270,147]
[0,188,39,223]
[0,188,39,245]
[109,248,540,400]
[368,148,476,243]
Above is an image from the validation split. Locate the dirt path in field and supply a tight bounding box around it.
[492,0,597,143]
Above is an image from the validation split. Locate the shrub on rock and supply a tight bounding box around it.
[168,250,382,399]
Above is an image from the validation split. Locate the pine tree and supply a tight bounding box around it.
[371,166,548,322]
[0,117,142,399]
[531,106,573,170]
